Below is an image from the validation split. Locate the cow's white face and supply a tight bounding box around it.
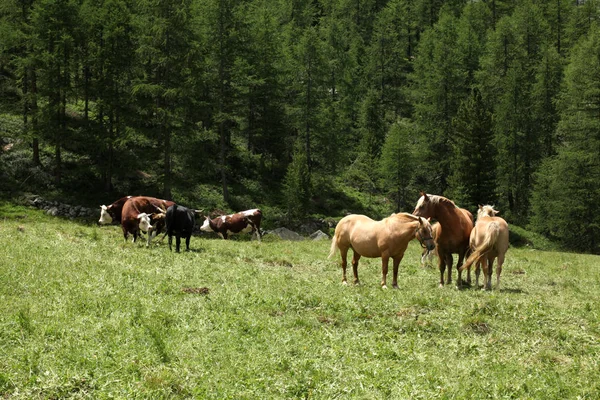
[98,205,113,224]
[137,213,152,233]
[200,217,212,232]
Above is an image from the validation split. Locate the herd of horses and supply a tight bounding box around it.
[329,192,509,291]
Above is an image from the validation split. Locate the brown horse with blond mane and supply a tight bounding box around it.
[413,192,473,288]
[328,213,435,289]
[459,205,509,290]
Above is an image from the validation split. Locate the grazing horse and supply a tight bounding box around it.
[413,192,473,288]
[328,213,435,289]
[459,205,509,290]
[421,222,440,267]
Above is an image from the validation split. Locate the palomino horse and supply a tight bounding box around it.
[328,213,435,289]
[413,192,473,288]
[459,205,509,290]
[421,222,439,267]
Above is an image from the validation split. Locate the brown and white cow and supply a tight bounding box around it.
[200,209,262,241]
[119,196,175,245]
[99,196,134,225]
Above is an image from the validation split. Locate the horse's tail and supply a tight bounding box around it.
[328,230,339,259]
[459,222,500,272]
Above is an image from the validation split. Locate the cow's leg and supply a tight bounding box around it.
[340,247,349,285]
[168,234,173,251]
[391,255,403,289]
[185,234,191,251]
[352,252,361,285]
[175,234,181,253]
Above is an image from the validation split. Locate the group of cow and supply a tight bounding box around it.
[98,196,262,252]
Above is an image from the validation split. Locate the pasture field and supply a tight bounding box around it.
[1,203,600,399]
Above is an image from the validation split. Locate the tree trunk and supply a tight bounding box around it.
[163,123,172,199]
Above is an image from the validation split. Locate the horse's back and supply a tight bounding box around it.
[473,216,509,254]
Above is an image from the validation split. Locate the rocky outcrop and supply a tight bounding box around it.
[26,195,96,219]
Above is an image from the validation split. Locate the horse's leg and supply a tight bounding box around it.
[380,255,390,289]
[340,247,349,285]
[437,251,445,288]
[352,252,361,285]
[496,253,505,290]
[391,255,403,289]
[481,258,491,291]
[456,251,467,289]
[445,253,453,285]
[475,261,481,288]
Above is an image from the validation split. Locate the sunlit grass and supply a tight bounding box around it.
[1,205,599,398]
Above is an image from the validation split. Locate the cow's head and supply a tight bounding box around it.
[137,213,153,233]
[149,212,166,234]
[200,216,212,232]
[98,205,113,225]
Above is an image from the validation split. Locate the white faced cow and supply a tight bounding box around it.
[200,209,262,241]
[119,196,173,245]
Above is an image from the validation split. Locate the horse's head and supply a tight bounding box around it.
[477,204,499,219]
[415,217,436,251]
[413,192,436,218]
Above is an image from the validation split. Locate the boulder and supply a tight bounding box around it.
[309,230,330,240]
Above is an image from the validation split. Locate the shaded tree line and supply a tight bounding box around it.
[1,0,599,253]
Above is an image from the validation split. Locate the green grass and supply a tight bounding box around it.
[1,204,600,399]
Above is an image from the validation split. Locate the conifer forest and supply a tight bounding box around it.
[1,0,599,253]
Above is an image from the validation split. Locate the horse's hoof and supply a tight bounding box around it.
[381,285,388,290]
[392,285,399,290]
[342,281,348,286]
[438,284,444,289]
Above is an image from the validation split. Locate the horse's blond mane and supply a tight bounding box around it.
[418,194,457,209]
[478,204,497,219]
[390,212,421,223]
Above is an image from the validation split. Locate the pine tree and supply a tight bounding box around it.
[447,89,495,210]
[530,24,600,253]
[379,119,416,212]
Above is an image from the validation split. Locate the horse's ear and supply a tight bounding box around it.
[418,217,423,226]
[420,191,429,201]
[494,209,500,215]
[478,204,483,210]
[427,217,431,222]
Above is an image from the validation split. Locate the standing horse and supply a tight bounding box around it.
[459,205,509,290]
[328,213,435,289]
[413,192,473,288]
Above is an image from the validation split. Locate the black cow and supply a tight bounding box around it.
[160,204,196,252]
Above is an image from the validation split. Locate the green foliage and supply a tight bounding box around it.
[283,144,311,220]
[379,119,416,212]
[530,24,600,254]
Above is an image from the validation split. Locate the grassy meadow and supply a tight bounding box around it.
[1,203,600,399]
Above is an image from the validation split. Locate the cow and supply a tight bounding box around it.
[200,209,262,241]
[156,204,196,252]
[119,196,175,245]
[99,196,134,225]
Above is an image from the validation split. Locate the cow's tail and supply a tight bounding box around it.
[459,222,500,272]
[328,230,339,259]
